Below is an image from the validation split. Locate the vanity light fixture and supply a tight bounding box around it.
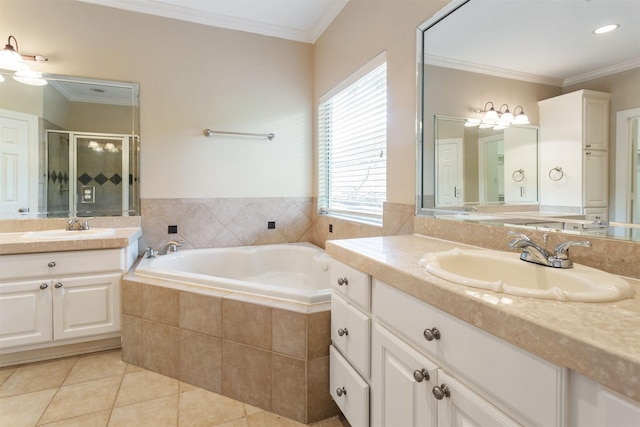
[0,35,48,86]
[497,104,514,125]
[482,101,499,123]
[512,106,530,125]
[465,102,530,129]
[593,24,620,35]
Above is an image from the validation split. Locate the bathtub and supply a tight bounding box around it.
[134,242,331,304]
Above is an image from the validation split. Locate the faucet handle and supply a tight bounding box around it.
[508,230,531,241]
[81,218,93,230]
[554,240,592,257]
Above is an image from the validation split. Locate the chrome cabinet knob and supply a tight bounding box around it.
[40,283,48,290]
[433,384,450,400]
[336,387,347,397]
[423,327,441,341]
[54,282,63,288]
[413,369,430,383]
[338,328,348,337]
[337,277,348,286]
[48,261,56,268]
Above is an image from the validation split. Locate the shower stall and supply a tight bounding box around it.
[46,130,139,217]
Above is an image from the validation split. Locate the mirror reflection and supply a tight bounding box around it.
[418,0,640,241]
[0,73,140,218]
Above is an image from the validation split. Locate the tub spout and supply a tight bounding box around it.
[158,240,184,255]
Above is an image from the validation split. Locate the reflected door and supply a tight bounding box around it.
[436,139,463,206]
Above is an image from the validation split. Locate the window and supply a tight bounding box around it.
[318,52,387,221]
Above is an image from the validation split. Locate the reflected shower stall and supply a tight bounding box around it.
[46,130,138,217]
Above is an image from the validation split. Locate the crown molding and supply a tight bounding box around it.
[563,58,640,87]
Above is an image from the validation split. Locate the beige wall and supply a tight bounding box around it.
[313,0,449,205]
[1,0,313,199]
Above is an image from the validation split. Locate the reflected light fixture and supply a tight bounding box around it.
[482,101,499,123]
[0,35,48,86]
[593,24,619,35]
[466,101,529,129]
[512,106,530,125]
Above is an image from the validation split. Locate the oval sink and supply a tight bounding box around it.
[419,248,634,302]
[22,228,116,240]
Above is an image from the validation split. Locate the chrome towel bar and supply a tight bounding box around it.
[203,129,275,141]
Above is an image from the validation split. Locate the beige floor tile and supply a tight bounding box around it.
[243,403,264,416]
[180,381,198,393]
[0,367,16,386]
[114,369,179,407]
[0,388,56,427]
[39,376,121,424]
[178,388,245,426]
[0,358,76,398]
[124,363,144,374]
[246,412,307,427]
[108,395,178,427]
[213,418,250,427]
[309,415,350,427]
[36,410,110,427]
[64,351,126,385]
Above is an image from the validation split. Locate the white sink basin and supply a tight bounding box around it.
[419,248,634,302]
[22,228,116,240]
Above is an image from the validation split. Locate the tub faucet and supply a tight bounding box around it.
[158,240,184,255]
[508,231,591,268]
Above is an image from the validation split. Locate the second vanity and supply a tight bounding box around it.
[326,234,640,427]
[0,227,141,366]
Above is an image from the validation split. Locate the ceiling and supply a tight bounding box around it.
[78,0,348,43]
[424,0,640,87]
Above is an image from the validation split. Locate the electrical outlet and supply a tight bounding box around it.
[268,221,276,229]
[329,224,333,233]
[168,225,178,234]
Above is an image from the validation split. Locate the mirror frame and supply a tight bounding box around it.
[415,0,640,241]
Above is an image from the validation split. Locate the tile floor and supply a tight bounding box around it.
[0,350,347,427]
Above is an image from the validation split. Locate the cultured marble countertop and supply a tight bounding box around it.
[325,234,640,403]
[0,227,142,255]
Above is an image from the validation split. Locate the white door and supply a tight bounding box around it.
[436,371,519,427]
[0,279,53,349]
[52,273,121,340]
[372,324,437,427]
[436,139,463,206]
[0,110,38,216]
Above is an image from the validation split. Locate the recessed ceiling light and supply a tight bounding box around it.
[593,24,620,35]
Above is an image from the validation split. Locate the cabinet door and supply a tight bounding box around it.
[436,371,520,427]
[372,324,438,427]
[583,150,608,207]
[52,273,121,340]
[583,97,609,151]
[0,279,52,349]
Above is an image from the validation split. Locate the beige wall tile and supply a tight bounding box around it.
[223,300,272,350]
[121,315,143,367]
[222,341,272,410]
[179,330,222,393]
[307,311,331,360]
[271,354,306,423]
[306,356,339,423]
[121,279,142,317]
[142,284,179,326]
[180,291,222,337]
[272,309,306,359]
[142,320,180,378]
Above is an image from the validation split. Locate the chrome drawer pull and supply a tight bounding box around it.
[413,369,429,382]
[54,282,63,288]
[423,327,441,341]
[433,384,450,400]
[40,283,48,290]
[48,261,56,268]
[337,277,348,286]
[338,328,348,337]
[336,387,347,397]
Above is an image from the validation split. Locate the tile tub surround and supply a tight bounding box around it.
[121,275,338,424]
[415,216,640,278]
[325,234,640,403]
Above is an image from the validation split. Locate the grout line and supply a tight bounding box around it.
[34,356,78,426]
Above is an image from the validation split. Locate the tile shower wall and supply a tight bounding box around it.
[141,198,416,252]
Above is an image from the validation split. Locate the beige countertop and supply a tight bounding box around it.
[0,227,142,255]
[325,234,640,403]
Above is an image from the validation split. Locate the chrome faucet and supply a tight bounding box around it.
[157,240,184,255]
[67,218,91,230]
[508,231,591,268]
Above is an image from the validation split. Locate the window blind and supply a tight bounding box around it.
[318,56,387,219]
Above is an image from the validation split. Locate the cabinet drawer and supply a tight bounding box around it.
[373,280,565,427]
[330,345,369,427]
[332,293,371,379]
[330,259,371,311]
[0,249,124,281]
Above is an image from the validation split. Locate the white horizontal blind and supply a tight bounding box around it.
[318,55,387,219]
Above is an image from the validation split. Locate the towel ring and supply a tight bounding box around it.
[549,166,564,181]
[512,169,525,182]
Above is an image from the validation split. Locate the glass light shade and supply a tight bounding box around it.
[464,118,481,127]
[493,123,509,130]
[0,74,4,82]
[483,108,499,123]
[479,122,494,129]
[88,140,100,148]
[0,46,28,72]
[499,111,514,124]
[13,70,47,86]
[512,112,530,125]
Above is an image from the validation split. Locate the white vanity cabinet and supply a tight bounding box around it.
[538,89,611,217]
[0,247,133,356]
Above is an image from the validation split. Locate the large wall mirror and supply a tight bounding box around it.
[0,72,140,219]
[417,0,640,241]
